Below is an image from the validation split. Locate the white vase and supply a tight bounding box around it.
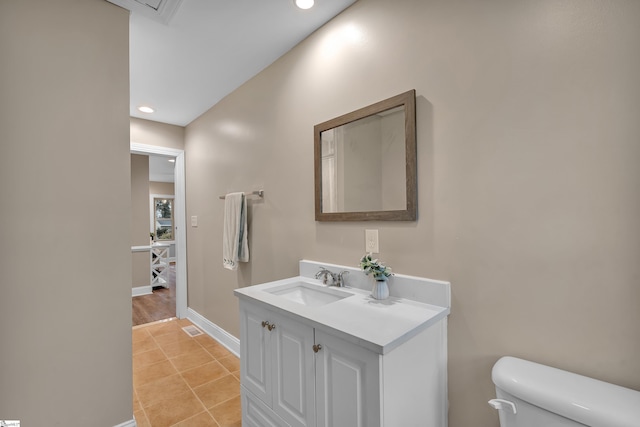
[371,279,389,300]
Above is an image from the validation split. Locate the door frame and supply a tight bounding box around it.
[131,142,187,318]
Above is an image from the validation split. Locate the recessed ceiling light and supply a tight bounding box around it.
[295,0,314,10]
[138,105,154,113]
[168,159,175,163]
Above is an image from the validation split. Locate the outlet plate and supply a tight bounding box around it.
[365,229,379,253]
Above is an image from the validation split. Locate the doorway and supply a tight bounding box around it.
[130,143,187,321]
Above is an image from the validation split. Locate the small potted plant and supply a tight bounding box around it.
[360,253,393,300]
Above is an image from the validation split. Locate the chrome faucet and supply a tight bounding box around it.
[315,267,336,285]
[315,267,349,287]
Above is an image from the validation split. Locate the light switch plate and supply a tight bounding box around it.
[191,216,198,227]
[365,229,379,253]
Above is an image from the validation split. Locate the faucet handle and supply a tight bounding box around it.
[337,270,349,287]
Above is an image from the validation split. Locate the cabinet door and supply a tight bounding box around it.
[240,303,272,405]
[242,389,291,427]
[271,314,316,427]
[314,330,381,427]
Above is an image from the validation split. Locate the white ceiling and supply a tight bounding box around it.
[116,0,356,126]
[149,155,176,183]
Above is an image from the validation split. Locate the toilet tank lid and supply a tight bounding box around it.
[492,357,640,427]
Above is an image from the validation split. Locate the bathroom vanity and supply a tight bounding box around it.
[234,260,451,427]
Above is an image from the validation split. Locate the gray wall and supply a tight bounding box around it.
[132,154,151,288]
[0,0,132,425]
[184,0,640,426]
[131,117,185,151]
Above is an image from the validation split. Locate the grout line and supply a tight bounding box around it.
[136,388,152,426]
[163,320,227,425]
[136,324,173,426]
[178,334,239,426]
[133,318,241,427]
[134,319,184,426]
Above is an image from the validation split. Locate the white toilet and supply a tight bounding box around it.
[490,356,640,427]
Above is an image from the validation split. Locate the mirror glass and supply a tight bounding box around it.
[314,90,416,221]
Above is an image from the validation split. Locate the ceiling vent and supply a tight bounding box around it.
[106,0,183,25]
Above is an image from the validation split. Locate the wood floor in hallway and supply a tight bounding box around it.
[133,264,176,326]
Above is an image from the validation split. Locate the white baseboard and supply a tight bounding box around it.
[132,285,152,297]
[187,307,240,357]
[114,418,136,427]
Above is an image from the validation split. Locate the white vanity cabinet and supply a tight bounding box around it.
[236,261,450,427]
[239,300,379,427]
[240,301,315,427]
[239,298,446,427]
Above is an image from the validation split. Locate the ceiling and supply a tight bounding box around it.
[111,0,356,127]
[149,155,176,183]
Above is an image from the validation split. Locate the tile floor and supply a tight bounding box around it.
[132,318,242,427]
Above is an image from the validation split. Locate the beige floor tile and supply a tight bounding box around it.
[133,392,142,413]
[145,389,206,427]
[134,348,168,372]
[132,323,242,426]
[133,409,151,427]
[176,318,194,327]
[193,374,240,409]
[133,334,160,355]
[133,327,151,344]
[217,355,240,374]
[169,346,214,372]
[202,342,234,360]
[159,337,203,358]
[194,334,218,347]
[181,360,230,389]
[209,395,242,427]
[172,411,220,427]
[133,359,178,389]
[135,373,191,409]
[145,319,181,337]
[194,335,234,357]
[153,329,193,347]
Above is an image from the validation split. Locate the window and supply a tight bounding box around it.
[154,197,174,240]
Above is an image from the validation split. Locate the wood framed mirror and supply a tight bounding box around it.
[314,89,416,221]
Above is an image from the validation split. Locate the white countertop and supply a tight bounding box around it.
[234,276,449,355]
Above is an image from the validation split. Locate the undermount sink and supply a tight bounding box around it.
[265,281,351,307]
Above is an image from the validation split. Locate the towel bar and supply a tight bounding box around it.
[219,190,264,200]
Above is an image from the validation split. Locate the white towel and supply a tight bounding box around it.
[223,192,249,270]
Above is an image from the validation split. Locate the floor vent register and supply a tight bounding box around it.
[182,325,204,337]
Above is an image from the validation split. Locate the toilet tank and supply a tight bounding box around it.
[490,357,640,427]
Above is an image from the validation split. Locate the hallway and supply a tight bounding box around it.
[132,264,177,326]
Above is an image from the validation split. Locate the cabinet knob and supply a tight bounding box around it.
[313,344,322,353]
[261,321,276,331]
